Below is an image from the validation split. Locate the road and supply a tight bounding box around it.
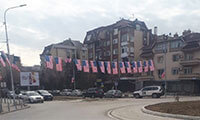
[1,97,197,120]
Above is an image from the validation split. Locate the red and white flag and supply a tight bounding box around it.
[55,57,62,71]
[98,61,105,73]
[90,61,97,73]
[65,58,72,63]
[82,60,89,72]
[1,51,11,66]
[74,59,82,71]
[105,61,111,74]
[71,77,75,83]
[45,56,53,69]
[132,61,137,73]
[119,62,126,74]
[143,61,149,72]
[0,56,6,67]
[112,62,118,74]
[149,60,155,71]
[12,59,20,72]
[125,61,132,73]
[137,61,143,73]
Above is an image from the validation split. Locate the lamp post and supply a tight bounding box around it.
[3,4,26,108]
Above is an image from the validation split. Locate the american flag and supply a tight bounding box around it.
[149,60,155,71]
[124,61,132,73]
[12,59,20,72]
[98,61,105,73]
[137,61,143,73]
[45,55,53,69]
[132,61,138,73]
[105,61,111,74]
[1,51,11,66]
[82,60,89,72]
[119,62,126,74]
[161,71,165,78]
[90,61,97,73]
[0,56,6,67]
[65,58,72,63]
[55,57,63,71]
[143,61,149,72]
[71,77,75,83]
[112,62,118,74]
[74,59,82,71]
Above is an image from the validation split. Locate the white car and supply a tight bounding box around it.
[133,86,164,98]
[19,91,44,103]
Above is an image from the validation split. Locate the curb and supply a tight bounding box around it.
[0,105,30,115]
[107,105,132,120]
[141,106,200,120]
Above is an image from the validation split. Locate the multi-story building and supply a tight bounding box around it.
[40,38,88,89]
[140,30,200,94]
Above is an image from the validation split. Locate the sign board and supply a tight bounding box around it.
[20,72,39,86]
[0,82,6,88]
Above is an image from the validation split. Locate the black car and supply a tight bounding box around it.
[82,88,104,98]
[37,90,53,101]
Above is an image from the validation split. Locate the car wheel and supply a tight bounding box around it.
[41,100,44,103]
[152,93,158,98]
[134,94,141,98]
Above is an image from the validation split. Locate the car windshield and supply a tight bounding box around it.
[27,92,39,96]
[39,90,49,94]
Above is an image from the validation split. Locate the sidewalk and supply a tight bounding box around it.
[0,98,29,114]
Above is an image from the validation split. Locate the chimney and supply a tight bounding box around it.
[154,26,157,35]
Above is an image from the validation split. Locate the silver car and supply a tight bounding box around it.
[20,91,44,103]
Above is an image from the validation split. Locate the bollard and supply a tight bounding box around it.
[0,98,2,113]
[7,100,10,112]
[20,99,23,108]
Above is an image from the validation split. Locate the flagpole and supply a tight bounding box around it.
[164,49,167,97]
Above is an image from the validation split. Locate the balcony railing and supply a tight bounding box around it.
[179,73,200,79]
[179,58,200,66]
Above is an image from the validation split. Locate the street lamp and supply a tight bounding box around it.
[3,4,26,108]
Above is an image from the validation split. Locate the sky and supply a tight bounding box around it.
[0,0,200,66]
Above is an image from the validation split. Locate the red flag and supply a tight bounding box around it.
[132,61,138,73]
[119,62,126,74]
[98,61,105,73]
[0,56,6,67]
[144,61,149,72]
[55,57,62,71]
[65,58,71,63]
[82,60,89,72]
[105,61,111,74]
[74,59,82,71]
[45,56,53,69]
[112,62,118,74]
[125,61,132,73]
[90,61,97,73]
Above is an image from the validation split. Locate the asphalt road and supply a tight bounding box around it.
[1,97,197,120]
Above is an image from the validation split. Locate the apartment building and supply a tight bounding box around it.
[140,30,200,94]
[40,38,88,89]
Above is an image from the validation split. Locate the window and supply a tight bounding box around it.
[136,24,140,31]
[107,41,110,46]
[158,69,164,76]
[172,54,179,62]
[106,51,111,56]
[113,39,118,44]
[113,49,118,55]
[157,56,164,63]
[86,34,91,41]
[121,47,128,54]
[121,34,128,42]
[89,53,93,58]
[104,41,107,46]
[170,40,183,49]
[172,68,179,75]
[130,47,134,52]
[184,67,192,74]
[130,34,134,42]
[114,28,118,35]
[155,43,167,51]
[184,54,193,60]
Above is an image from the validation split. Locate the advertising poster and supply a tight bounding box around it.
[20,72,39,86]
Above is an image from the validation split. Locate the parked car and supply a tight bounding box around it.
[60,89,72,96]
[70,89,82,96]
[7,91,19,99]
[19,91,44,103]
[82,88,104,98]
[48,90,60,96]
[37,90,53,101]
[133,86,164,98]
[104,90,122,98]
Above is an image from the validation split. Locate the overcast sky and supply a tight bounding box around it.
[0,0,200,66]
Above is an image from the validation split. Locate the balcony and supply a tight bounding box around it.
[179,58,200,66]
[121,41,129,46]
[179,73,200,80]
[182,42,200,52]
[121,52,128,58]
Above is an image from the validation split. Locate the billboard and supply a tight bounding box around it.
[20,72,39,86]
